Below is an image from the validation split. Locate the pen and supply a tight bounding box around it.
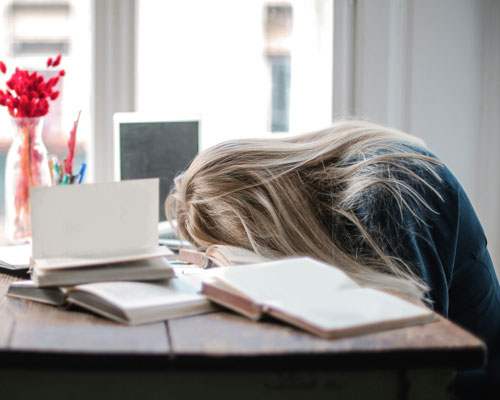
[53,164,61,183]
[77,162,87,184]
[62,174,70,185]
[59,163,65,183]
[48,159,55,186]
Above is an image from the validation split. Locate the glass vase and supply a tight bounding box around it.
[5,117,51,244]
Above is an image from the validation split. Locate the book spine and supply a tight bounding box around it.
[178,249,209,267]
[201,282,263,320]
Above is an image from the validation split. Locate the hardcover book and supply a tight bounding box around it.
[201,257,437,339]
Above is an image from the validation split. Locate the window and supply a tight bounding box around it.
[136,0,333,148]
[8,1,70,55]
[0,0,333,243]
[265,4,292,132]
[0,0,91,243]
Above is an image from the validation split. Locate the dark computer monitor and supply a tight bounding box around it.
[113,113,200,222]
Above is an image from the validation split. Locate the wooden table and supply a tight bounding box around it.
[0,274,485,400]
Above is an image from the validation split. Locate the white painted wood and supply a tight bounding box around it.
[353,0,391,123]
[334,0,411,127]
[408,0,482,196]
[386,0,411,131]
[475,0,500,271]
[333,0,356,118]
[90,0,136,183]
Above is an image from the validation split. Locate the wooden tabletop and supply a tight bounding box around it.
[0,274,486,371]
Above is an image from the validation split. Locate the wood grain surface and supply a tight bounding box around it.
[167,309,486,369]
[0,272,486,370]
[0,274,170,354]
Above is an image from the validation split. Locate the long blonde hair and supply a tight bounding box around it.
[165,120,443,302]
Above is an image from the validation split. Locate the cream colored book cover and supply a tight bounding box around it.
[202,257,436,338]
[30,178,164,269]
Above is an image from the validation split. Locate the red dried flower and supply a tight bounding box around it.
[0,56,64,118]
[64,111,81,175]
[52,54,62,67]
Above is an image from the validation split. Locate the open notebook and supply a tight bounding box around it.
[29,178,173,286]
[201,257,436,339]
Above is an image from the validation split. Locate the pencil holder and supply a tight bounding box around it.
[4,116,50,244]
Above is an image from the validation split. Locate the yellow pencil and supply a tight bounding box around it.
[48,159,55,186]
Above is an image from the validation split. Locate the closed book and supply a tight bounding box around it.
[31,254,175,287]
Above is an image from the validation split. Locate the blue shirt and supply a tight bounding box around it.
[333,144,500,394]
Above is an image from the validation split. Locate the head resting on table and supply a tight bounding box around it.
[166,120,442,302]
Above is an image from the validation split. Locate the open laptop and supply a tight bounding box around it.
[113,113,200,245]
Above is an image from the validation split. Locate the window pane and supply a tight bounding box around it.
[0,0,91,244]
[137,0,333,149]
[269,55,291,132]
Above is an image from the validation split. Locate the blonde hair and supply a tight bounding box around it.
[166,120,443,302]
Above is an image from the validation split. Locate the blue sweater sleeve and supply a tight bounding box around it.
[360,158,500,391]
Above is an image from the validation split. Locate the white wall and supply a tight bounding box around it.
[334,0,500,272]
[474,0,500,272]
[409,0,482,196]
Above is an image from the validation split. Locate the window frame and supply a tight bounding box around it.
[90,0,136,182]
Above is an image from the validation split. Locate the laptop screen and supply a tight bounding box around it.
[114,115,199,221]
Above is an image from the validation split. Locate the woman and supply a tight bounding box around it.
[166,120,500,396]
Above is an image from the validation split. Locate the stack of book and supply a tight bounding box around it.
[4,178,216,324]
